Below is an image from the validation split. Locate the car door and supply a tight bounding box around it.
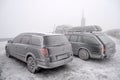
[74,35,85,55]
[29,36,42,59]
[9,35,23,57]
[70,34,85,55]
[15,35,31,61]
[70,35,79,55]
[82,35,100,56]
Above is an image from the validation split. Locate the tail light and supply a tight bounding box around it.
[40,48,48,57]
[103,47,106,54]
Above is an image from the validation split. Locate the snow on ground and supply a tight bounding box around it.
[0,37,120,80]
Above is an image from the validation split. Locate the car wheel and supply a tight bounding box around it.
[27,56,39,73]
[78,49,89,60]
[6,47,11,58]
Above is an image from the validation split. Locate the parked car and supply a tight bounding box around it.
[54,25,102,34]
[65,32,116,60]
[5,33,73,73]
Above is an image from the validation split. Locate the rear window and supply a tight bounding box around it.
[43,35,69,46]
[21,36,31,44]
[97,34,113,44]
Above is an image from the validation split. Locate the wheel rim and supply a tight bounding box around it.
[79,49,89,60]
[27,57,36,73]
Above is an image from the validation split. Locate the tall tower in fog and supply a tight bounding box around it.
[81,11,86,27]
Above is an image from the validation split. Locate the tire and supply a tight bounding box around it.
[6,47,11,58]
[78,49,89,60]
[27,56,39,73]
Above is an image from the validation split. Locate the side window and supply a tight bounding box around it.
[70,35,78,42]
[83,36,98,44]
[21,36,30,44]
[30,36,41,46]
[13,35,23,43]
[77,36,82,42]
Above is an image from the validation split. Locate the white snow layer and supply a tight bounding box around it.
[0,37,120,80]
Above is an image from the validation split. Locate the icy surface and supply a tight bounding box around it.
[0,37,120,80]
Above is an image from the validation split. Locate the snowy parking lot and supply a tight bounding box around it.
[0,37,120,80]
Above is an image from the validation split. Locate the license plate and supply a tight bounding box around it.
[57,54,68,60]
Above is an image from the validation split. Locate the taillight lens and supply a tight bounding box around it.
[103,47,106,54]
[40,48,48,57]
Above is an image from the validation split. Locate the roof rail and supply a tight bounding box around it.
[68,25,102,33]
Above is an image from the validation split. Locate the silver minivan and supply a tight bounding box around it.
[5,33,73,73]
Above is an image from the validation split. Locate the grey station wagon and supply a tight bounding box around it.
[5,33,73,73]
[65,32,116,60]
[54,25,116,60]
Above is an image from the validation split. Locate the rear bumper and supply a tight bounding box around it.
[90,50,116,59]
[104,49,116,58]
[37,56,73,69]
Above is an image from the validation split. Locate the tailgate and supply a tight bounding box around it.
[105,42,116,54]
[47,44,72,62]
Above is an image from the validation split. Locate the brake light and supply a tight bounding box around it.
[40,48,48,57]
[103,47,106,54]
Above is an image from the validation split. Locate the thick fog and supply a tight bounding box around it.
[0,0,120,38]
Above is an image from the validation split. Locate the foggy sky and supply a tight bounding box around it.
[0,0,120,38]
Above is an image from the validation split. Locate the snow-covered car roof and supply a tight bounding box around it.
[68,25,102,32]
[21,32,63,36]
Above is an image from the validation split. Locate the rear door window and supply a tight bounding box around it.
[70,35,78,42]
[30,36,41,46]
[83,36,98,44]
[21,35,31,44]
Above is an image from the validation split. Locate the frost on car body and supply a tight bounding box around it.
[55,26,116,60]
[5,33,73,73]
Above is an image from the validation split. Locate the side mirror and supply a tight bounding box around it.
[8,40,13,43]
